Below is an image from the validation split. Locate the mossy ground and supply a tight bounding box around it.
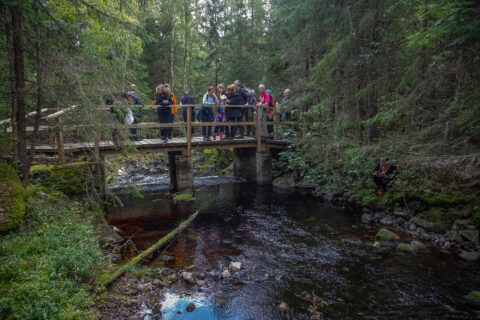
[0,191,105,319]
[0,164,26,231]
[173,192,194,201]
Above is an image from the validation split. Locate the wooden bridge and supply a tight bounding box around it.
[2,104,292,189]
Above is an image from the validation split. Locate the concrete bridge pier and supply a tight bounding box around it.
[168,151,194,190]
[233,148,272,185]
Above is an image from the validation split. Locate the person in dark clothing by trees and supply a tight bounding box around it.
[233,80,249,138]
[155,84,173,142]
[125,84,143,141]
[225,84,243,140]
[198,86,219,141]
[243,83,256,137]
[180,91,195,135]
[372,157,399,195]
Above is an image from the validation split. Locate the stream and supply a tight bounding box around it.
[104,175,480,319]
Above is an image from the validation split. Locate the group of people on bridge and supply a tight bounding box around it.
[120,81,296,142]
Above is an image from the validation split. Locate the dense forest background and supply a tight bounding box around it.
[1,0,479,199]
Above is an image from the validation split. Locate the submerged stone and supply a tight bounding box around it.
[459,250,480,262]
[229,261,241,272]
[397,243,418,253]
[221,269,231,279]
[464,291,480,306]
[376,229,400,241]
[459,230,479,245]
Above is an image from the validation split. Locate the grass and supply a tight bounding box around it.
[0,194,104,319]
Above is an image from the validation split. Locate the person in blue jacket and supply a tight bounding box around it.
[198,86,219,141]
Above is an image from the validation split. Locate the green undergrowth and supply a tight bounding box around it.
[0,193,105,319]
[279,128,477,214]
[0,164,26,231]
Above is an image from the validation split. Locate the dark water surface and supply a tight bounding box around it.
[106,181,480,319]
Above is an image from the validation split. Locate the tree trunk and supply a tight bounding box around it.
[213,0,219,87]
[2,5,17,163]
[170,1,175,91]
[367,6,378,144]
[24,0,44,186]
[11,7,27,178]
[182,0,189,94]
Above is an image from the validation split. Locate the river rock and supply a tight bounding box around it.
[393,210,410,218]
[459,250,480,262]
[376,229,400,241]
[452,219,476,230]
[229,261,241,272]
[362,208,371,214]
[397,243,418,253]
[380,217,393,226]
[278,302,289,311]
[186,303,196,312]
[446,230,463,242]
[361,214,373,224]
[221,269,231,279]
[272,174,296,190]
[411,240,426,249]
[408,223,417,231]
[412,216,449,233]
[463,291,480,307]
[182,272,195,284]
[459,230,479,245]
[296,179,314,190]
[196,280,207,286]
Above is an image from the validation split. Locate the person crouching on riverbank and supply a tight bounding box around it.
[372,157,398,195]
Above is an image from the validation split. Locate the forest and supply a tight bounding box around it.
[1,0,480,319]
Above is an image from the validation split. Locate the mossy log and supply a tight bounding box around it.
[100,210,199,287]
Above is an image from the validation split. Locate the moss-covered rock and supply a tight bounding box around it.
[30,162,104,197]
[173,192,194,202]
[397,243,418,253]
[376,229,400,241]
[416,193,466,208]
[412,208,452,232]
[464,291,480,306]
[0,164,26,231]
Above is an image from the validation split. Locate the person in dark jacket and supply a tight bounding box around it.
[125,84,143,141]
[180,91,195,135]
[225,84,243,140]
[233,80,249,138]
[372,157,399,194]
[198,86,219,141]
[155,85,173,141]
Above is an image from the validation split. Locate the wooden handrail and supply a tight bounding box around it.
[0,108,49,125]
[43,105,77,120]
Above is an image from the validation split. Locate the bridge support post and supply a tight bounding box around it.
[168,151,193,190]
[233,148,272,185]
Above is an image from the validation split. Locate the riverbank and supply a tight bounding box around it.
[0,188,105,319]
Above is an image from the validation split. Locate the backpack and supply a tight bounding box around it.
[268,93,276,108]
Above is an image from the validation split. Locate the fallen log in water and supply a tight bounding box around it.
[99,210,199,287]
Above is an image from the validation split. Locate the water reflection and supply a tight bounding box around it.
[105,182,480,319]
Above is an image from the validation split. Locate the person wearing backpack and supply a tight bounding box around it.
[126,84,143,141]
[243,83,256,137]
[372,157,400,195]
[257,85,275,138]
[180,91,196,135]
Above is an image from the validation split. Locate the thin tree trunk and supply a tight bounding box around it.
[11,7,27,178]
[170,1,175,91]
[25,0,44,186]
[2,5,17,163]
[183,0,189,94]
[213,0,219,87]
[367,6,378,144]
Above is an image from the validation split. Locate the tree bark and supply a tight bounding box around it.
[367,5,378,144]
[182,0,189,94]
[170,0,175,91]
[11,7,27,178]
[24,0,44,186]
[2,4,17,163]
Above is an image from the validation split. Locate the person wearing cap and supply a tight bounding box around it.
[233,80,249,139]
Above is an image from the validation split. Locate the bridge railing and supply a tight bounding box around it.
[5,103,296,162]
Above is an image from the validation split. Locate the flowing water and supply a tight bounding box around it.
[105,177,480,319]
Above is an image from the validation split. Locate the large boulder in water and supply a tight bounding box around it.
[0,164,26,231]
[272,173,296,190]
